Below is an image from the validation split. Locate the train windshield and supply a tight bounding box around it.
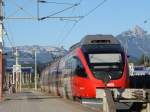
[82,44,124,80]
[89,53,122,64]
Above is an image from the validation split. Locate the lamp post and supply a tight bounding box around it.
[34,50,37,90]
[13,48,22,92]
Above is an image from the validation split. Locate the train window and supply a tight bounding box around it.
[91,40,110,44]
[72,57,87,77]
[89,53,122,63]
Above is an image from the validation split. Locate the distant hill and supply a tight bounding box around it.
[116,25,150,61]
[5,45,67,67]
[5,26,150,67]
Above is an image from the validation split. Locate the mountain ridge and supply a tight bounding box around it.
[117,25,150,60]
[5,25,150,66]
[5,45,67,67]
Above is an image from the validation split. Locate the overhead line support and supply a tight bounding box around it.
[0,0,3,102]
[39,3,80,20]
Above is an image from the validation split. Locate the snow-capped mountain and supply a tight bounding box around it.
[5,45,67,67]
[5,25,150,66]
[117,25,150,60]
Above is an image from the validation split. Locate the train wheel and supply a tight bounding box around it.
[73,96,79,101]
[73,96,81,102]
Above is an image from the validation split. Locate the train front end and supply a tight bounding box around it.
[75,35,129,98]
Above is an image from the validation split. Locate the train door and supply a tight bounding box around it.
[71,56,88,98]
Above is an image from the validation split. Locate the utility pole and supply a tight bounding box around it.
[0,0,3,102]
[34,50,37,90]
[15,48,19,91]
[15,48,21,92]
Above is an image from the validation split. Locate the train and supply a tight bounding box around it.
[40,34,129,99]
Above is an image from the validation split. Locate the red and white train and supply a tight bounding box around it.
[40,34,129,99]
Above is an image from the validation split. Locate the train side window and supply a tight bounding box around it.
[72,57,87,77]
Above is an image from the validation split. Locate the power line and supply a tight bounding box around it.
[5,16,83,20]
[56,3,78,46]
[59,18,78,22]
[3,24,15,48]
[5,0,83,21]
[39,3,81,20]
[38,1,74,5]
[59,21,78,47]
[4,0,107,49]
[58,0,107,47]
[80,0,107,20]
[57,0,82,47]
[7,0,27,17]
[5,17,38,20]
[5,21,15,44]
[8,0,35,18]
[4,0,37,20]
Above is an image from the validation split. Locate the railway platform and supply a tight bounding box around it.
[0,89,98,112]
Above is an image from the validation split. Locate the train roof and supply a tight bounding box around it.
[70,34,120,51]
[81,34,120,45]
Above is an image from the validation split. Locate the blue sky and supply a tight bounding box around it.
[3,0,150,49]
